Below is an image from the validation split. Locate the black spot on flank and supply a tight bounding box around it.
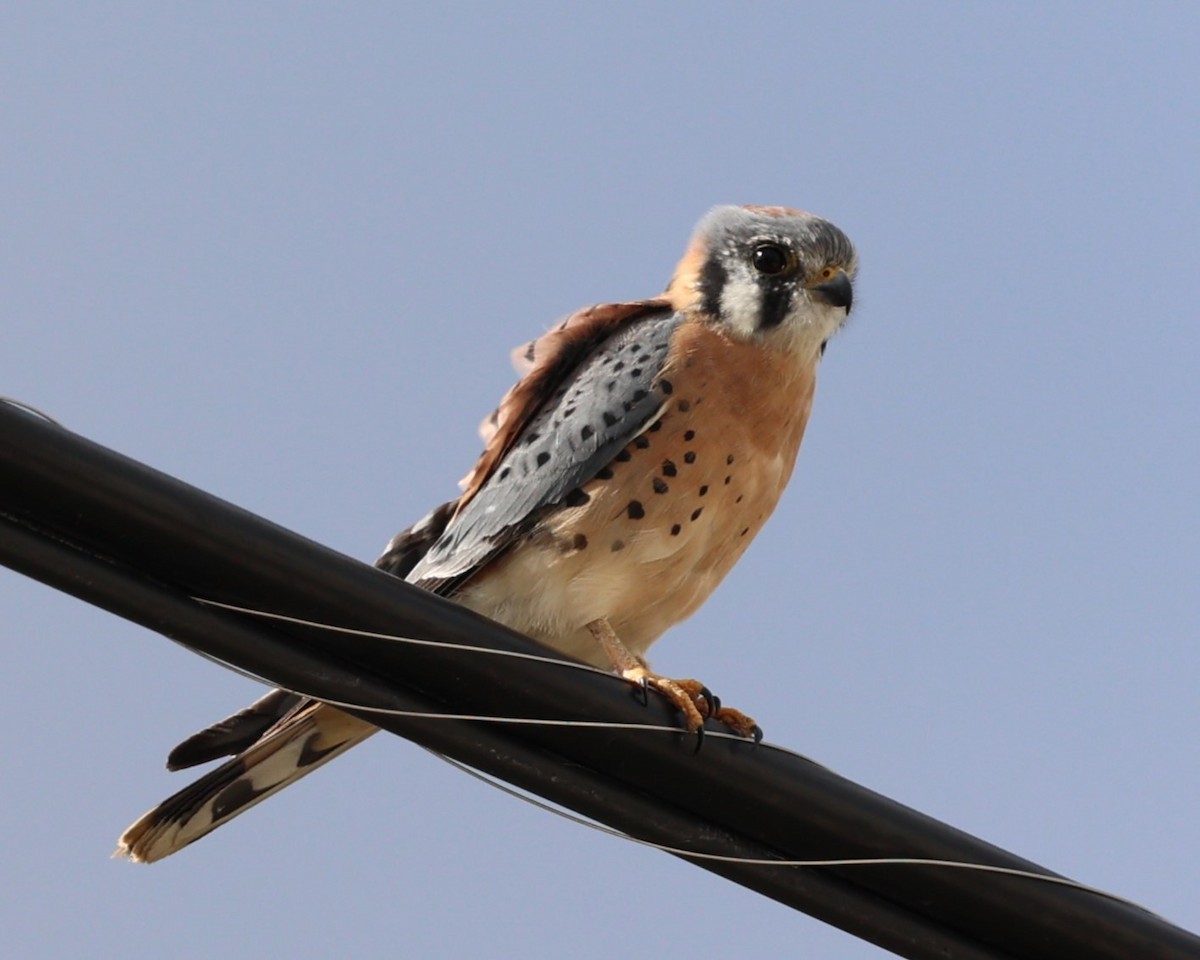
[724,475,732,485]
[691,507,703,521]
[735,495,744,503]
[615,449,632,462]
[633,436,650,449]
[820,339,828,357]
[683,429,695,441]
[613,361,625,372]
[596,466,614,480]
[606,380,617,392]
[652,477,668,494]
[525,431,540,443]
[630,344,642,354]
[670,523,682,536]
[699,485,709,496]
[662,459,677,477]
[659,378,674,395]
[563,488,590,507]
[632,388,648,403]
[740,527,750,537]
[627,500,645,520]
[581,424,595,441]
[603,411,619,427]
[573,534,589,550]
[726,454,735,464]
[678,400,691,413]
[562,407,575,418]
[611,539,625,552]
[684,451,696,464]
[630,368,643,378]
[648,420,664,432]
[499,467,511,481]
[536,451,551,468]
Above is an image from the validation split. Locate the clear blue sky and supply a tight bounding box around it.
[2,5,1197,958]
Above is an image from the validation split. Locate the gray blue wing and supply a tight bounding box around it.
[407,309,684,591]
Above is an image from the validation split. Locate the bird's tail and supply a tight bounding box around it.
[115,703,376,863]
[116,503,459,863]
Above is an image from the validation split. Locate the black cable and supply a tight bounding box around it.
[1,399,1196,960]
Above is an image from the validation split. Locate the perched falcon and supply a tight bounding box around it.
[117,205,857,862]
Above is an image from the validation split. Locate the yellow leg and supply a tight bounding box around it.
[585,618,760,740]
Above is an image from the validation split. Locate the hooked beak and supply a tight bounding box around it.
[812,271,853,312]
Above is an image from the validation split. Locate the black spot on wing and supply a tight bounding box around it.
[409,310,685,588]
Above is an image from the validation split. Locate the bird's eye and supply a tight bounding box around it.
[751,243,793,276]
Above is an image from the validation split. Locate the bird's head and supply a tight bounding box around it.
[666,205,857,357]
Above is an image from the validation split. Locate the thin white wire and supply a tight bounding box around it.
[432,751,1161,918]
[187,595,1157,918]
[195,597,615,676]
[191,597,826,762]
[0,396,63,426]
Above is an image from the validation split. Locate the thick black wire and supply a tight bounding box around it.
[1,400,1197,960]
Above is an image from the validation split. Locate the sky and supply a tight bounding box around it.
[2,4,1198,958]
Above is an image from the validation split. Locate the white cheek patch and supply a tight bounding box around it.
[717,268,765,340]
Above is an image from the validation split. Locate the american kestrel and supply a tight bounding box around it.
[117,205,857,862]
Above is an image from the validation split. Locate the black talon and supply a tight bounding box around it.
[691,721,705,755]
[698,686,719,715]
[632,677,650,706]
[749,724,764,747]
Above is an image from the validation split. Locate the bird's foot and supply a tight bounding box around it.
[585,619,762,741]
